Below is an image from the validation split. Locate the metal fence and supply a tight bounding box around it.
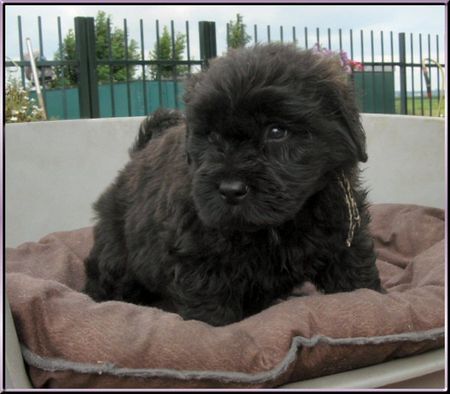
[5,16,210,119]
[5,15,445,120]
[244,24,445,117]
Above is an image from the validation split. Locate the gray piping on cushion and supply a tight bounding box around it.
[20,327,444,384]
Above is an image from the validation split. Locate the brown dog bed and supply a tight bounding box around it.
[6,204,444,388]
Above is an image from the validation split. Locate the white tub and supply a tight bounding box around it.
[4,114,446,389]
[5,114,445,248]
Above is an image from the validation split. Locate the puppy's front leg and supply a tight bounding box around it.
[166,262,245,326]
[314,249,384,294]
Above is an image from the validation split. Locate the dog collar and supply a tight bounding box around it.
[338,172,361,247]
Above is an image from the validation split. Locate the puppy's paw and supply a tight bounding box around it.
[272,282,323,305]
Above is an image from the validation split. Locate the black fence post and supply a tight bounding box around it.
[75,17,99,118]
[199,21,217,68]
[86,17,99,118]
[398,32,407,115]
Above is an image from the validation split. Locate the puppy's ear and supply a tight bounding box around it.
[326,73,368,163]
[318,55,368,163]
[337,98,368,163]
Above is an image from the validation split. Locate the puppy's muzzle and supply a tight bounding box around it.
[219,180,249,205]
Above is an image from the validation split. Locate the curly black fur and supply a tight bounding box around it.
[129,108,184,155]
[84,44,383,326]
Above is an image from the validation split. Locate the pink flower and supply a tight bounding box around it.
[312,43,363,74]
[349,60,364,72]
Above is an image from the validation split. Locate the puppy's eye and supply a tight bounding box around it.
[267,126,288,141]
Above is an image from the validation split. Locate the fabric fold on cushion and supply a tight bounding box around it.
[6,204,445,388]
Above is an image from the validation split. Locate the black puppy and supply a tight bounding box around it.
[84,43,382,326]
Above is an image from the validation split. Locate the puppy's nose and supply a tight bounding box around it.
[219,180,249,204]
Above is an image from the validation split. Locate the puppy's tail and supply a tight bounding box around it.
[129,108,184,155]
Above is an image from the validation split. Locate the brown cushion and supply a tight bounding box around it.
[6,204,444,388]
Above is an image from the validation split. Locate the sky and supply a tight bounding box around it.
[3,4,447,90]
[4,4,446,59]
